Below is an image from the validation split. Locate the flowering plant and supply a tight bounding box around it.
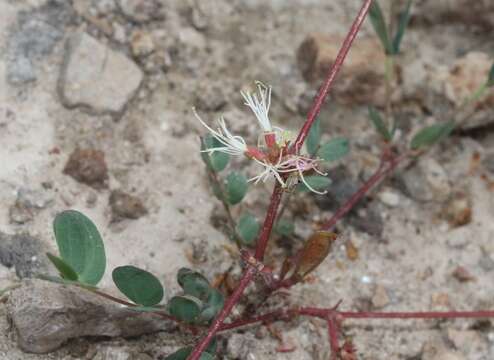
[35,0,494,359]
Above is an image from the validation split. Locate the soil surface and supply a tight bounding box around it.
[1,0,494,359]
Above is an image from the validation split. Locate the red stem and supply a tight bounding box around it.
[341,310,494,320]
[327,316,340,360]
[254,183,284,260]
[188,1,375,357]
[188,268,256,360]
[91,289,198,333]
[320,154,405,231]
[215,307,494,332]
[219,309,287,331]
[292,0,374,153]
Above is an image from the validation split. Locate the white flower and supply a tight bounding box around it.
[194,108,248,156]
[249,153,287,187]
[276,156,328,195]
[241,81,273,133]
[249,154,328,195]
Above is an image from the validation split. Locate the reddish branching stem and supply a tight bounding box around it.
[188,268,256,360]
[188,1,375,358]
[254,184,284,261]
[327,316,341,360]
[216,306,494,331]
[320,153,406,232]
[90,288,200,333]
[340,310,494,320]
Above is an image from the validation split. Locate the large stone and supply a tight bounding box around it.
[7,279,172,353]
[59,32,143,115]
[297,33,388,105]
[398,158,452,203]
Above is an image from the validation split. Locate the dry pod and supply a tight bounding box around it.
[291,231,337,282]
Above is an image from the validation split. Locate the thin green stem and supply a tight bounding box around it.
[208,170,241,248]
[384,55,394,124]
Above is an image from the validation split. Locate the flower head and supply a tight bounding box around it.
[195,83,328,195]
[249,155,328,195]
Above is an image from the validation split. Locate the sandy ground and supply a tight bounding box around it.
[0,0,494,359]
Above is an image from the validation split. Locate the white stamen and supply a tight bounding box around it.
[297,165,328,195]
[249,154,328,194]
[241,81,273,132]
[249,155,287,188]
[194,108,248,156]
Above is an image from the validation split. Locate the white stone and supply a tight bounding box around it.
[378,189,400,207]
[59,32,143,115]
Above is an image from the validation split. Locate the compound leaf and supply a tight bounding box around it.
[53,210,106,286]
[236,213,260,246]
[369,1,393,54]
[368,106,392,141]
[164,347,215,360]
[317,138,349,162]
[410,121,455,150]
[168,295,203,323]
[46,253,78,281]
[225,172,248,205]
[306,118,321,156]
[112,265,164,306]
[198,288,225,323]
[274,219,295,237]
[201,134,230,172]
[297,175,332,193]
[392,0,412,54]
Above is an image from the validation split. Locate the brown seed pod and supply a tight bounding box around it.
[292,231,337,280]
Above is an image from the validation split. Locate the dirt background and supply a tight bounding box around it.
[0,0,494,359]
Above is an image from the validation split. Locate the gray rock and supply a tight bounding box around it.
[0,233,44,278]
[398,158,451,203]
[116,0,163,23]
[7,279,173,353]
[7,1,72,84]
[59,32,143,115]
